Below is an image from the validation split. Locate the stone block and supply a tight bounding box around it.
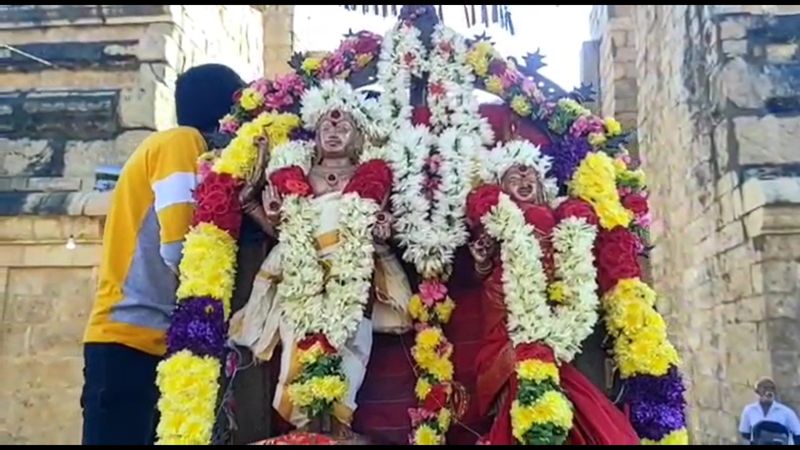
[721,381,759,415]
[0,69,138,92]
[113,130,151,161]
[763,293,797,320]
[0,40,139,73]
[0,357,83,393]
[0,217,35,241]
[760,259,800,294]
[719,19,747,41]
[716,221,745,253]
[714,57,769,109]
[735,116,800,165]
[694,375,722,409]
[0,5,169,29]
[21,243,101,268]
[716,171,739,197]
[28,321,84,357]
[0,139,54,177]
[24,177,81,192]
[3,295,53,324]
[722,39,748,57]
[0,89,120,141]
[8,387,82,444]
[736,295,767,322]
[0,324,30,357]
[766,43,799,63]
[765,317,800,353]
[760,233,800,258]
[614,46,636,63]
[726,327,771,384]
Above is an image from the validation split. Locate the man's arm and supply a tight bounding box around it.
[148,130,206,273]
[785,408,800,445]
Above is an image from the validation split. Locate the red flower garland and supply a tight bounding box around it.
[192,171,244,239]
[622,193,649,217]
[343,159,393,204]
[466,184,502,227]
[555,198,599,226]
[595,227,642,293]
[269,166,313,198]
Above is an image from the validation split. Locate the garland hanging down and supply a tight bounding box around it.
[155,112,301,445]
[377,20,494,445]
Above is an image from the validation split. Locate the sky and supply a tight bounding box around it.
[292,5,593,91]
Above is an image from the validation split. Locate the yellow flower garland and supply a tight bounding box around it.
[602,278,680,378]
[156,111,302,445]
[570,152,633,230]
[213,112,300,178]
[175,223,237,315]
[156,350,222,445]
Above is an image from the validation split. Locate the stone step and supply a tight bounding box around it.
[0,5,170,30]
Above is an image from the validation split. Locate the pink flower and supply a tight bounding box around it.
[251,79,270,95]
[635,212,652,228]
[264,92,293,110]
[617,186,632,197]
[408,407,437,428]
[500,68,521,88]
[198,160,213,182]
[321,54,346,78]
[423,177,441,200]
[419,280,447,306]
[521,78,537,96]
[274,73,305,95]
[219,116,240,134]
[570,115,605,137]
[425,155,442,174]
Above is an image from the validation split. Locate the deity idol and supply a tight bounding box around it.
[228,80,413,444]
[466,140,640,445]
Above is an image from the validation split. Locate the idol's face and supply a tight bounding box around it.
[318,109,358,158]
[501,164,543,204]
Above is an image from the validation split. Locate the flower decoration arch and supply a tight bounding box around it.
[156,10,688,447]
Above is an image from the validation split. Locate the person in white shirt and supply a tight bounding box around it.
[739,377,800,445]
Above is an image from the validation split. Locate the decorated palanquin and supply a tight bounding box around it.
[154,5,689,447]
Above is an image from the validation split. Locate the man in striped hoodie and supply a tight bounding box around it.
[81,64,245,445]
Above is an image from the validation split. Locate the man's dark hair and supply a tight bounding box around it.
[175,63,245,133]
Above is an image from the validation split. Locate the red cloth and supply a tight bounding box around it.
[477,103,552,147]
[561,363,640,445]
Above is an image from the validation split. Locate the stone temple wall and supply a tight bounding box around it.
[589,4,800,444]
[0,4,267,444]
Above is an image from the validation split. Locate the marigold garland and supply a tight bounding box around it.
[156,108,302,445]
[589,156,688,444]
[511,355,574,445]
[570,152,632,230]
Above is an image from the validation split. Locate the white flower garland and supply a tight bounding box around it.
[277,192,379,349]
[482,193,599,362]
[377,22,492,277]
[266,140,315,175]
[549,217,600,362]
